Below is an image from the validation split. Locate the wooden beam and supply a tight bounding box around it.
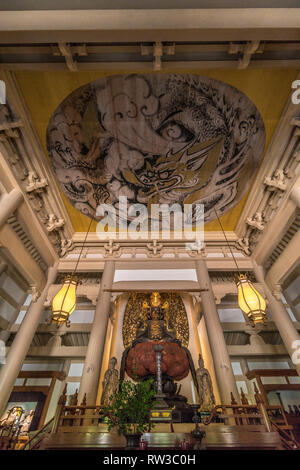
[0,9,300,44]
[2,59,300,71]
[263,384,300,391]
[103,288,209,292]
[17,371,66,380]
[13,386,49,393]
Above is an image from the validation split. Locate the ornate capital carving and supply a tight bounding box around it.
[24,171,48,212]
[214,295,223,305]
[30,285,41,302]
[236,109,300,256]
[25,171,48,200]
[244,324,264,335]
[235,237,251,255]
[272,284,282,301]
[104,239,121,257]
[46,331,66,347]
[84,291,98,305]
[187,242,206,258]
[146,239,163,257]
[246,212,265,231]
[264,169,288,192]
[60,238,73,256]
[0,97,73,258]
[244,324,266,345]
[25,171,48,194]
[46,213,65,232]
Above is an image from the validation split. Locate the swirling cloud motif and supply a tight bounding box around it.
[47,74,265,222]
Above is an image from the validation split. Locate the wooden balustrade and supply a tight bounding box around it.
[52,404,106,433]
[39,385,298,450]
[202,404,266,427]
[3,375,299,450]
[23,417,55,450]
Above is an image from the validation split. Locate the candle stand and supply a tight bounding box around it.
[190,404,206,450]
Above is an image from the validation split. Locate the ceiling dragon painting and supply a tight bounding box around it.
[46,73,266,225]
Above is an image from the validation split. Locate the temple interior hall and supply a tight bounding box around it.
[0,1,300,452]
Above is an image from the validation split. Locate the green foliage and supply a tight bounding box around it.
[103,379,156,435]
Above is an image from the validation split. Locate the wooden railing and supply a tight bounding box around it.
[25,383,298,450]
[202,404,270,428]
[51,401,294,436]
[0,421,25,450]
[246,369,300,404]
[0,416,55,450]
[266,405,299,449]
[201,403,299,449]
[271,421,299,450]
[52,405,105,433]
[49,385,105,434]
[23,417,55,450]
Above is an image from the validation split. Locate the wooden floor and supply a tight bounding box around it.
[42,424,283,450]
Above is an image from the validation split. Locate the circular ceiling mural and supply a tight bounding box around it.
[47,73,265,223]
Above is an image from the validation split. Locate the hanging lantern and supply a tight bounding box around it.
[51,276,78,327]
[237,274,267,326]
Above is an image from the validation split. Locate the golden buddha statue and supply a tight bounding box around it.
[133,292,179,344]
[120,292,199,401]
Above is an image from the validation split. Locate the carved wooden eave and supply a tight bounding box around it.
[57,235,254,273]
[6,214,48,273]
[70,231,241,253]
[265,220,300,289]
[0,70,74,258]
[236,72,300,264]
[0,156,56,274]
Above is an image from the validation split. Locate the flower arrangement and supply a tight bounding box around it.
[103,379,155,436]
